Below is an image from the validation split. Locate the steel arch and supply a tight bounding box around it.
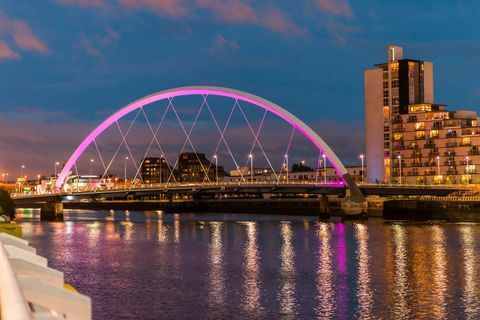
[55,86,362,200]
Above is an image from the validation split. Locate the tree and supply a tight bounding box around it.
[291,162,314,172]
[0,188,15,220]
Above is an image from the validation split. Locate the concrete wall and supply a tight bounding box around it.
[365,68,385,183]
[423,62,434,103]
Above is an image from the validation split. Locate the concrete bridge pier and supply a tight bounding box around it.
[40,202,64,221]
[319,195,330,220]
[340,174,367,219]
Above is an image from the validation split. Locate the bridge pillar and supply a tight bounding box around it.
[319,195,330,220]
[40,202,64,221]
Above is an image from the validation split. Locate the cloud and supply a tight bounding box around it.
[316,0,353,18]
[196,0,255,23]
[55,0,107,7]
[0,12,49,56]
[196,0,305,36]
[120,0,188,17]
[206,34,239,54]
[324,19,359,45]
[75,28,119,58]
[11,21,49,53]
[0,40,20,60]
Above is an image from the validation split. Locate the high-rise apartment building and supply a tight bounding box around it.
[365,46,480,184]
[365,46,434,183]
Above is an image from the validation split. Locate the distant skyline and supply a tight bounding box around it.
[1,1,480,177]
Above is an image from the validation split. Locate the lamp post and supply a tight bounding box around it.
[397,155,402,185]
[20,165,25,180]
[436,156,440,176]
[37,174,41,185]
[466,156,470,184]
[55,161,60,178]
[285,154,289,183]
[213,155,218,184]
[90,159,94,188]
[249,154,253,182]
[322,154,326,184]
[360,154,364,183]
[124,156,129,188]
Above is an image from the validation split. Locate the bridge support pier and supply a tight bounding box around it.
[340,174,367,219]
[40,202,64,221]
[319,195,330,220]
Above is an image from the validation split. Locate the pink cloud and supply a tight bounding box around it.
[55,0,107,7]
[316,0,353,18]
[11,21,48,53]
[196,0,256,23]
[196,0,304,36]
[0,12,48,55]
[0,40,19,60]
[121,0,188,17]
[261,6,306,36]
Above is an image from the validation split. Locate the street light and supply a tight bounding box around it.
[466,156,470,184]
[359,154,364,183]
[20,165,25,180]
[285,154,289,183]
[397,155,402,185]
[213,155,218,184]
[436,156,440,176]
[90,159,94,187]
[322,154,326,184]
[249,154,253,182]
[55,161,60,177]
[124,156,129,188]
[37,174,41,184]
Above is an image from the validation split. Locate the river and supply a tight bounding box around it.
[16,209,480,319]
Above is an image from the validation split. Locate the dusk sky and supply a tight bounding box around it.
[1,0,480,178]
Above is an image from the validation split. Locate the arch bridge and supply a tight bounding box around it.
[39,86,366,215]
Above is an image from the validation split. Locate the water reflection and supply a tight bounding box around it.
[354,223,373,319]
[278,221,296,317]
[461,225,479,319]
[391,224,410,319]
[208,222,225,309]
[431,226,447,319]
[242,222,262,312]
[315,222,334,318]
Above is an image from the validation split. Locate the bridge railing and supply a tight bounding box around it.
[0,232,91,319]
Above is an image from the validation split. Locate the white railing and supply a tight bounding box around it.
[0,232,91,319]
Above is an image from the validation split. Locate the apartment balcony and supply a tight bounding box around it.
[424,142,436,148]
[446,169,458,175]
[393,145,405,151]
[444,151,456,157]
[407,171,419,176]
[407,144,419,150]
[468,149,480,156]
[446,132,457,138]
[411,162,423,167]
[446,142,458,147]
[392,125,405,133]
[444,161,456,166]
[391,117,403,124]
[415,135,426,140]
[460,141,472,146]
[428,151,440,157]
[407,116,417,123]
[424,161,436,167]
[425,170,436,175]
[432,123,443,130]
[464,170,477,174]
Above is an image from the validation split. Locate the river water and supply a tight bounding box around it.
[16,209,480,319]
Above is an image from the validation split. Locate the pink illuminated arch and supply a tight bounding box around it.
[55,86,362,198]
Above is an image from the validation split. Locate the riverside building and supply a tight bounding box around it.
[365,45,480,184]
